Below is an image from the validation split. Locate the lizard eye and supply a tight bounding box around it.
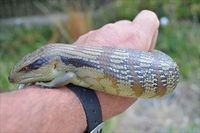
[18,66,29,72]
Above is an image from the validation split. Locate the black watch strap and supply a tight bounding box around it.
[66,84,104,133]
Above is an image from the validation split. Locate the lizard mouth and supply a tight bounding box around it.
[17,80,52,89]
[17,83,32,89]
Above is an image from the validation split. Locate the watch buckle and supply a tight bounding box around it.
[90,122,104,133]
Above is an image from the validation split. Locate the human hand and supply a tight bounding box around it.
[75,10,159,119]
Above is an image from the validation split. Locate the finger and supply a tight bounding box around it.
[75,23,120,47]
[75,21,132,47]
[131,10,159,50]
[114,20,132,26]
[75,31,95,45]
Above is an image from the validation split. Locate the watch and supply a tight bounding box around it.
[66,84,104,133]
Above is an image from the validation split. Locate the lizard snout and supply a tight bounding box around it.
[8,76,14,83]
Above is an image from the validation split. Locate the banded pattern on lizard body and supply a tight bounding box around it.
[9,44,179,98]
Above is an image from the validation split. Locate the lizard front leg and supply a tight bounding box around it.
[36,72,76,88]
[35,72,89,88]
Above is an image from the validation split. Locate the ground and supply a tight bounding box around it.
[103,82,200,133]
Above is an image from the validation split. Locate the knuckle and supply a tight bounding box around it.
[101,23,115,30]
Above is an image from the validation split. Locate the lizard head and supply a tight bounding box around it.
[8,45,65,85]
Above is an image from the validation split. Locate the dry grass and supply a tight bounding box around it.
[49,8,94,43]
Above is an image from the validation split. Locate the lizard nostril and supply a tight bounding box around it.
[8,76,14,83]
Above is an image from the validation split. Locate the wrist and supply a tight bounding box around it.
[96,92,137,120]
[1,87,87,133]
[38,87,87,133]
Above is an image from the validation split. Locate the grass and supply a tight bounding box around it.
[157,22,200,82]
[0,25,52,91]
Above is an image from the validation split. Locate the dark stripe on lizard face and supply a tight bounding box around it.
[28,56,50,70]
[60,56,98,68]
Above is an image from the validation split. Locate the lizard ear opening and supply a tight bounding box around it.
[53,61,59,69]
[53,64,56,69]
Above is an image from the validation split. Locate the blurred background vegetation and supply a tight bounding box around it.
[0,0,200,132]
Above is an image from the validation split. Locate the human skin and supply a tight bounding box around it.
[0,10,159,133]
